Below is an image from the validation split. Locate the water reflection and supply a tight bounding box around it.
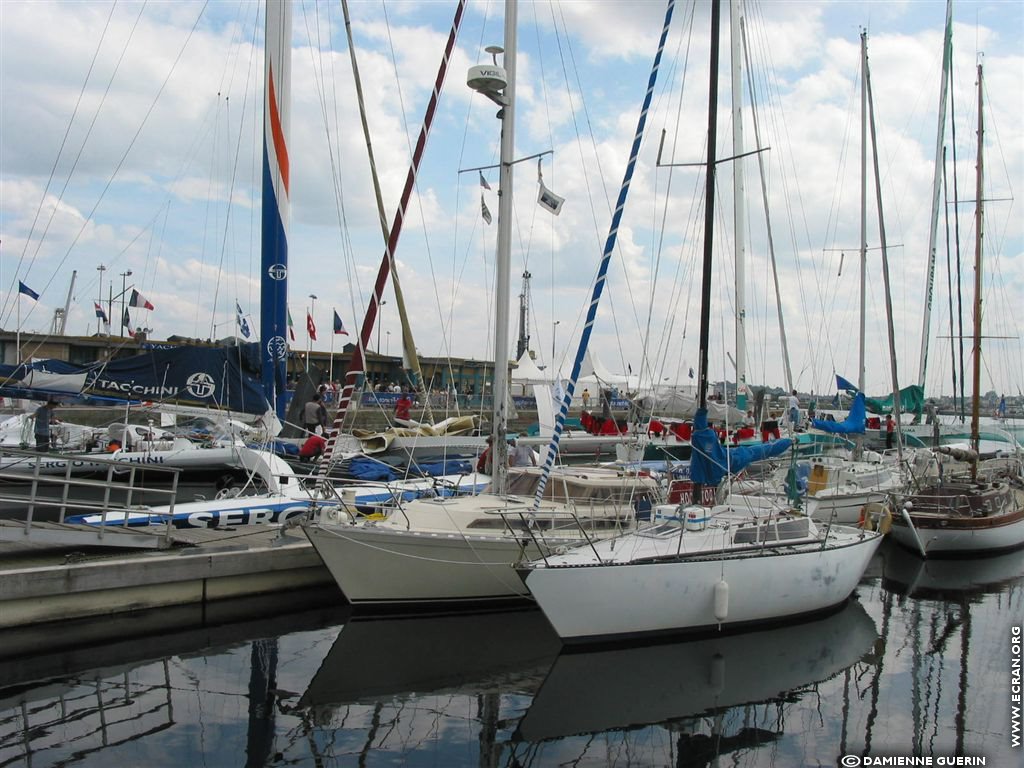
[0,545,1020,767]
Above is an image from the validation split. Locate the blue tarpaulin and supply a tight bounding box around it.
[690,408,793,487]
[812,392,866,434]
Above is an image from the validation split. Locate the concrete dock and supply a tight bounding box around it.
[0,522,335,629]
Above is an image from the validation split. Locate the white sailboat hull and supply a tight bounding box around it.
[522,521,882,643]
[303,521,540,607]
[890,507,1024,556]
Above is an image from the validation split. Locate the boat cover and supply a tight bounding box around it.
[690,408,792,486]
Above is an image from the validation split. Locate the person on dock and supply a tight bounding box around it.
[34,399,58,451]
[787,390,800,434]
[885,413,895,450]
[581,388,590,410]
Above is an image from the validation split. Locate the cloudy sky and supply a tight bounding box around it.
[1,0,1021,399]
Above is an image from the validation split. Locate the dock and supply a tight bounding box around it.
[0,521,335,629]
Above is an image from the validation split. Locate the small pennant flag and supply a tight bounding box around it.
[236,302,251,339]
[333,309,348,335]
[479,171,491,191]
[480,194,492,225]
[18,281,39,301]
[537,180,565,215]
[123,307,132,331]
[129,289,154,310]
[94,302,109,324]
[306,311,317,341]
[537,159,564,216]
[287,308,296,341]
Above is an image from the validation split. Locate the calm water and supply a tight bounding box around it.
[1,541,1021,767]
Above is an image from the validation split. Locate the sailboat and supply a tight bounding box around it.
[517,0,883,645]
[888,63,1024,558]
[301,0,671,610]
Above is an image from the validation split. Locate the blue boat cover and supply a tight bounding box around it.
[812,392,866,434]
[690,408,793,486]
[0,344,271,416]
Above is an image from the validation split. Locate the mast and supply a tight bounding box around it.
[533,0,676,509]
[730,0,747,414]
[697,0,722,414]
[740,18,793,392]
[917,0,953,389]
[490,0,518,493]
[858,30,867,393]
[259,0,292,419]
[691,0,722,504]
[865,37,903,459]
[322,1,466,468]
[970,63,983,458]
[340,0,433,422]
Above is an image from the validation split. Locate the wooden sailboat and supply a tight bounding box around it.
[518,0,884,644]
[888,63,1024,558]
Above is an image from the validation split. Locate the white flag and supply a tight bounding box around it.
[479,171,491,190]
[538,180,564,216]
[481,194,492,225]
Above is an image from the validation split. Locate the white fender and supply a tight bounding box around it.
[713,579,729,622]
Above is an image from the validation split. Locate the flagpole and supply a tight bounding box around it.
[329,316,336,384]
[16,295,21,365]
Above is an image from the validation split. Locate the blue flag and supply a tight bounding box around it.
[236,302,251,339]
[18,281,39,301]
[836,374,858,393]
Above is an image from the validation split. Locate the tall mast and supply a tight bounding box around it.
[485,0,518,494]
[858,30,867,393]
[532,0,676,510]
[697,0,722,413]
[866,35,903,460]
[730,0,746,413]
[970,63,984,457]
[917,0,953,389]
[340,0,433,422]
[740,17,793,392]
[323,1,466,468]
[260,0,292,418]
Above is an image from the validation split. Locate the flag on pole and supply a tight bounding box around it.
[333,310,348,335]
[287,308,295,341]
[306,311,317,341]
[835,374,858,393]
[129,289,154,310]
[18,281,39,301]
[94,302,109,324]
[479,171,491,190]
[480,194,492,225]
[236,302,251,339]
[123,307,132,331]
[537,159,565,215]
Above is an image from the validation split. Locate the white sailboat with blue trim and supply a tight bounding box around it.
[518,0,883,645]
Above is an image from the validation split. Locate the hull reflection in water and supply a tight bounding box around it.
[300,607,561,709]
[515,598,878,744]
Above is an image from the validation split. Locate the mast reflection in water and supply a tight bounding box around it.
[0,542,1020,766]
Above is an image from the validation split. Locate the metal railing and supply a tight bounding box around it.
[0,446,181,546]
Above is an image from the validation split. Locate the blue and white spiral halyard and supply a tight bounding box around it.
[532,0,676,511]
